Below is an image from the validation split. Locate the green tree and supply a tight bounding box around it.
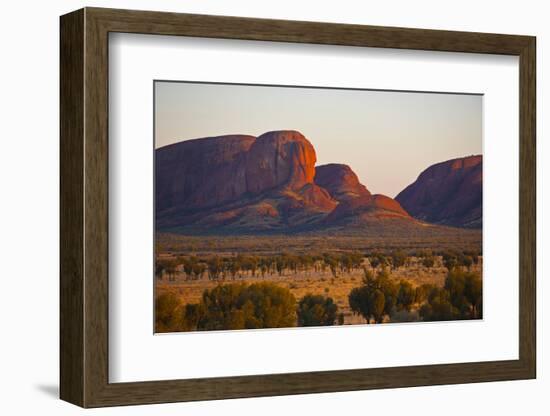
[419,270,483,321]
[349,286,373,323]
[419,287,459,321]
[414,283,436,305]
[183,282,297,331]
[182,303,206,331]
[297,294,338,326]
[464,272,482,318]
[376,268,399,315]
[348,268,398,324]
[370,289,386,323]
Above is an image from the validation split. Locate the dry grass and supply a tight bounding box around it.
[156,256,482,326]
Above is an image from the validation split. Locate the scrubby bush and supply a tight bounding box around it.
[462,255,473,270]
[421,256,435,268]
[419,270,482,321]
[155,260,166,280]
[396,280,415,311]
[348,268,411,324]
[297,294,338,326]
[419,287,459,321]
[155,258,178,281]
[155,292,181,332]
[390,250,408,269]
[414,283,437,305]
[368,252,389,269]
[463,271,482,318]
[442,251,459,271]
[182,282,297,331]
[390,308,420,323]
[168,251,371,282]
[441,250,480,272]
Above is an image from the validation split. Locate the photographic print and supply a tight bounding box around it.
[154,81,483,333]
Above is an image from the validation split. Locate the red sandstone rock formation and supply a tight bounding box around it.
[395,155,482,228]
[156,131,478,234]
[314,164,371,201]
[245,130,317,193]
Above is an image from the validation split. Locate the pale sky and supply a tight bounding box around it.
[155,81,482,198]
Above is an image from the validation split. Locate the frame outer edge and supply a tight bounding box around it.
[60,8,86,407]
[61,7,537,407]
[519,37,536,378]
[85,6,532,54]
[83,6,111,408]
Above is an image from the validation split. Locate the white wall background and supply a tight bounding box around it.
[0,0,546,414]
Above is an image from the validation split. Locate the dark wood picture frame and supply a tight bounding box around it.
[60,7,536,408]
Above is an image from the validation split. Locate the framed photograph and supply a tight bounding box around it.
[60,7,536,408]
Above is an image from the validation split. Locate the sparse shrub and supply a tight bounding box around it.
[368,252,389,269]
[369,256,381,269]
[421,256,435,268]
[442,251,459,271]
[324,254,339,277]
[390,250,407,269]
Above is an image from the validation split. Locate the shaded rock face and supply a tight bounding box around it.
[156,131,336,232]
[315,164,409,225]
[156,130,412,233]
[156,131,320,214]
[395,155,482,228]
[155,134,255,212]
[323,191,410,225]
